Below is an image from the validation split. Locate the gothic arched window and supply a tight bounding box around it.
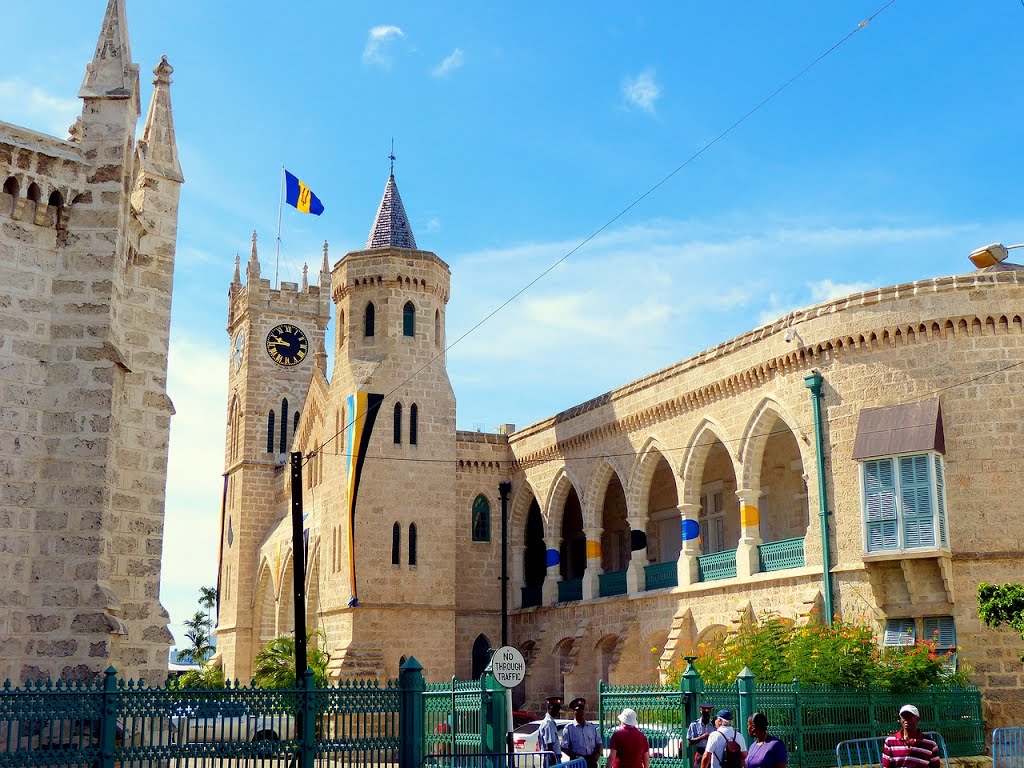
[392,522,401,565]
[410,404,418,445]
[266,410,275,453]
[393,403,402,444]
[472,494,491,542]
[434,309,441,348]
[408,523,417,566]
[279,398,289,453]
[365,302,375,337]
[403,301,415,337]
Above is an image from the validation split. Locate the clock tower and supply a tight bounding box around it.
[215,232,331,675]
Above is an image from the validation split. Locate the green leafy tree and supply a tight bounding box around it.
[171,664,225,690]
[978,582,1024,662]
[198,586,218,628]
[253,630,331,688]
[182,610,214,664]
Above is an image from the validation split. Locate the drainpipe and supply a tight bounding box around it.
[803,370,835,625]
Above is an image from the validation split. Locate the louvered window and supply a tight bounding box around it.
[861,452,947,553]
[883,618,916,647]
[923,616,957,670]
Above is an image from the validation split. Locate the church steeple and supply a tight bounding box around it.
[79,0,138,100]
[137,56,183,182]
[366,173,418,250]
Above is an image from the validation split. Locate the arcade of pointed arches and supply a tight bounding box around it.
[511,397,812,605]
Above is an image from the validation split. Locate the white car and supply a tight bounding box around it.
[602,723,686,759]
[170,701,295,743]
[512,719,574,762]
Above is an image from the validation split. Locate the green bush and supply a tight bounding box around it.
[665,613,968,689]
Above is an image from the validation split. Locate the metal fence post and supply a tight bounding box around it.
[682,657,702,763]
[301,668,315,768]
[737,668,755,735]
[481,656,507,766]
[399,656,425,768]
[99,666,117,768]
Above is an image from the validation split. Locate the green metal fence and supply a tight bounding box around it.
[697,550,737,581]
[599,669,983,768]
[0,662,421,768]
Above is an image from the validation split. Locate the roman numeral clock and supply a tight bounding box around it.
[265,323,309,367]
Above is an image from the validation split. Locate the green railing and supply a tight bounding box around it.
[644,561,678,590]
[599,570,627,597]
[697,549,737,581]
[599,676,983,768]
[558,578,583,602]
[0,663,415,768]
[423,677,487,759]
[758,537,806,572]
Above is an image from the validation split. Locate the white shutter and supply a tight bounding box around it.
[864,459,898,551]
[899,455,934,549]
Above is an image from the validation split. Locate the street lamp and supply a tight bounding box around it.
[968,242,1024,269]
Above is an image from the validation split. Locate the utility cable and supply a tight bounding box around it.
[305,1,898,464]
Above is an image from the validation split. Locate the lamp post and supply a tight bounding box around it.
[499,481,512,648]
[968,242,1024,269]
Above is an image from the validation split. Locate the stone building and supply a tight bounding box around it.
[0,0,181,682]
[217,170,1024,727]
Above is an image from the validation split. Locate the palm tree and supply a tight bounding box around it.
[182,610,214,664]
[198,586,218,628]
[253,630,330,688]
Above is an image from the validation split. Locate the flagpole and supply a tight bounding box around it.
[275,165,284,289]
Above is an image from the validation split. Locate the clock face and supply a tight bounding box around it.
[266,324,309,367]
[232,330,245,371]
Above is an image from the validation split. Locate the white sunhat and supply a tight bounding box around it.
[618,708,639,727]
[899,704,920,717]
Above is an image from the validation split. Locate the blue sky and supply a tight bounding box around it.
[4,1,1023,651]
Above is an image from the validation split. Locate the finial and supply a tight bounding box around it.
[321,241,330,272]
[233,253,241,284]
[153,55,173,85]
[389,137,395,176]
[302,263,309,291]
[250,230,258,258]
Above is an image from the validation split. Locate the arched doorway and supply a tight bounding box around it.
[523,500,546,607]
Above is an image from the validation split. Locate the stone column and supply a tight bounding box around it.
[625,517,647,594]
[735,488,763,579]
[677,502,702,586]
[542,536,560,606]
[512,544,525,608]
[582,527,602,600]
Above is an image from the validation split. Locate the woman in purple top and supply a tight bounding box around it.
[745,713,787,768]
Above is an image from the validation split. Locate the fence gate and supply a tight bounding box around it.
[423,670,507,764]
[993,728,1024,768]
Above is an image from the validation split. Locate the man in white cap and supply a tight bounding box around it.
[609,708,650,768]
[881,705,939,768]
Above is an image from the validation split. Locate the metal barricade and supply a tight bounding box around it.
[835,732,949,768]
[425,752,586,768]
[993,728,1024,768]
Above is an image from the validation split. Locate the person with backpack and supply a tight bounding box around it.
[700,710,747,768]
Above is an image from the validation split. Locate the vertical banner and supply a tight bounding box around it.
[345,391,384,606]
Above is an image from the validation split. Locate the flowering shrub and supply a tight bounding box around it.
[665,613,969,689]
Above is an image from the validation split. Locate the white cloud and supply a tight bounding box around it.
[363,25,406,68]
[621,69,660,114]
[808,278,874,303]
[426,217,441,233]
[0,79,79,137]
[432,48,465,78]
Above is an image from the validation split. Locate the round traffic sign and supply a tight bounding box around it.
[491,646,526,689]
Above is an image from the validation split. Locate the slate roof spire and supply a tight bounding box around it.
[365,164,418,251]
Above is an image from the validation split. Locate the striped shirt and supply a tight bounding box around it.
[881,731,940,768]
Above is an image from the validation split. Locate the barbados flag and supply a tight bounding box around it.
[284,170,325,215]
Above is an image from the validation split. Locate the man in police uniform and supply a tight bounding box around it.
[539,697,564,767]
[562,697,603,768]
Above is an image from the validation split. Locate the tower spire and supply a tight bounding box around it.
[321,241,330,274]
[247,231,261,280]
[79,0,138,100]
[137,56,183,182]
[302,263,309,292]
[366,169,417,250]
[233,254,241,285]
